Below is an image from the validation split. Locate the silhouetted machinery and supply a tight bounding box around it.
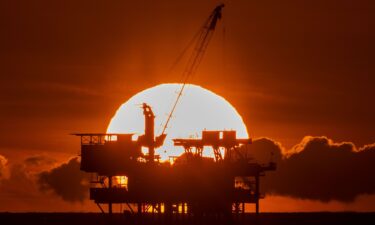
[74,4,276,219]
[75,103,276,217]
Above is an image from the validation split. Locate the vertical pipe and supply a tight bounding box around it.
[108,176,113,215]
[143,103,155,162]
[255,174,260,214]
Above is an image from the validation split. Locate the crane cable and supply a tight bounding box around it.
[160,4,225,136]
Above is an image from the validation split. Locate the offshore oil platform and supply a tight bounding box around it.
[75,4,276,222]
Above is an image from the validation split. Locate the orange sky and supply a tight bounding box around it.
[0,0,374,212]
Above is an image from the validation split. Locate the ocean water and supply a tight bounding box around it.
[0,212,374,225]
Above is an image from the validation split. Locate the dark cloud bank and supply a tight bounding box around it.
[38,157,89,202]
[0,155,90,206]
[248,136,375,202]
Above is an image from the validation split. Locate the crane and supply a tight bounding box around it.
[138,4,224,162]
[160,4,225,136]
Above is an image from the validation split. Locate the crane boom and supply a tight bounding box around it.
[161,4,224,135]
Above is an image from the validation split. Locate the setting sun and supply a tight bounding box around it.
[106,83,248,160]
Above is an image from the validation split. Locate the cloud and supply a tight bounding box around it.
[0,156,45,202]
[0,155,95,211]
[38,157,90,202]
[244,137,284,163]
[247,136,375,202]
[24,155,57,167]
[1,155,61,196]
[0,154,10,181]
